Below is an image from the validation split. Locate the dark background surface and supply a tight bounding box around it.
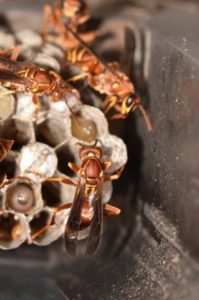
[0,1,199,299]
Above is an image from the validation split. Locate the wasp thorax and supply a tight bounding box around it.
[71,114,97,143]
[5,183,35,213]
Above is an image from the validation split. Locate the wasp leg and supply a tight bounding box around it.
[68,162,80,174]
[26,170,77,186]
[104,164,125,181]
[108,101,128,119]
[114,104,123,111]
[0,175,33,189]
[0,139,14,161]
[109,113,128,120]
[78,30,99,44]
[29,202,73,242]
[101,161,112,170]
[32,95,41,115]
[104,95,118,114]
[67,72,89,82]
[103,204,121,216]
[0,175,8,189]
[77,12,91,25]
[7,176,33,183]
[0,90,16,97]
[0,47,19,61]
[0,145,7,161]
[39,175,76,186]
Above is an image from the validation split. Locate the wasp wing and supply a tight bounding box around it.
[120,26,136,83]
[64,176,103,256]
[85,177,103,256]
[0,69,31,86]
[0,57,35,73]
[64,176,86,256]
[121,26,148,93]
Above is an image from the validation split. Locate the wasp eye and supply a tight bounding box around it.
[126,96,134,107]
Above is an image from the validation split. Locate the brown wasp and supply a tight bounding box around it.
[0,48,79,113]
[0,139,14,188]
[66,25,153,131]
[29,142,124,256]
[43,0,97,50]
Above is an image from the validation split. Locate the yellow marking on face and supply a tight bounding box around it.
[71,49,77,64]
[87,152,95,157]
[77,48,87,62]
[112,82,120,90]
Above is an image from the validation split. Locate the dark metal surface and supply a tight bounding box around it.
[0,273,68,300]
[138,4,199,259]
[0,1,199,299]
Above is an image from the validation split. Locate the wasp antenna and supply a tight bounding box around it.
[93,140,98,147]
[76,142,86,148]
[64,97,75,115]
[71,112,81,128]
[138,105,153,132]
[63,95,81,125]
[94,139,102,147]
[54,138,71,151]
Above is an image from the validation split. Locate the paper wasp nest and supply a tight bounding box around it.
[0,27,128,250]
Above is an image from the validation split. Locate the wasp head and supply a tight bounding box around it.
[79,144,102,161]
[122,93,140,114]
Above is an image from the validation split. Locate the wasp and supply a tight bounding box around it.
[66,26,153,131]
[0,48,78,113]
[29,142,125,256]
[0,139,14,188]
[43,0,97,50]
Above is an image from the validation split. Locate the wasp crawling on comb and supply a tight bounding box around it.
[66,25,153,131]
[28,142,125,256]
[0,48,80,114]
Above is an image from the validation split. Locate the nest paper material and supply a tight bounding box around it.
[0,26,128,249]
